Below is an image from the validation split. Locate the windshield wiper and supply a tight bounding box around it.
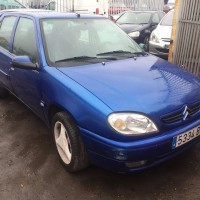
[119,23,135,24]
[97,50,147,57]
[97,50,134,56]
[55,56,97,63]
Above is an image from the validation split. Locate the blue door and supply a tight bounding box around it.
[0,16,17,91]
[9,17,44,119]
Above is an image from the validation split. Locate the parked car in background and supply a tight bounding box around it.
[116,11,165,51]
[1,10,200,174]
[149,9,174,59]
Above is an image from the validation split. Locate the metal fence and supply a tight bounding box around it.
[109,0,164,15]
[173,0,200,76]
[14,0,164,14]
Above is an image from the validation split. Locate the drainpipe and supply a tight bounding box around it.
[168,0,180,62]
[72,0,74,12]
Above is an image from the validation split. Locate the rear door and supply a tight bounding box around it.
[0,15,17,91]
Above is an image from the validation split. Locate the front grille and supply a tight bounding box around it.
[161,103,200,123]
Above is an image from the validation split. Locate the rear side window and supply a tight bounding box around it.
[0,16,16,51]
[13,18,38,63]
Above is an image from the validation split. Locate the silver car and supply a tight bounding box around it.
[149,10,174,59]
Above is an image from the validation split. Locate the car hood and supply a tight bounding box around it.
[117,23,149,33]
[57,55,200,122]
[153,24,172,39]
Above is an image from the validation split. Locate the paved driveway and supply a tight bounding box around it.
[1,95,200,200]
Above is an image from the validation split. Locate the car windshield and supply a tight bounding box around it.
[160,10,174,26]
[116,12,152,24]
[41,18,142,66]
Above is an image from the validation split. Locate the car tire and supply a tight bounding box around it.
[52,111,90,172]
[144,35,150,52]
[0,87,8,98]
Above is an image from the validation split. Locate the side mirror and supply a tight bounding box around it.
[139,43,145,49]
[12,56,38,70]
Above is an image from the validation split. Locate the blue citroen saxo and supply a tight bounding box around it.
[0,10,200,173]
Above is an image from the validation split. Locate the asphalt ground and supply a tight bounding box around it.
[1,94,200,200]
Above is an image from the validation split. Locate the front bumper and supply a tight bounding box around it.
[80,119,200,173]
[149,40,170,59]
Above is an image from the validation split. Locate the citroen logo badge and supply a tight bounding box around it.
[183,106,189,121]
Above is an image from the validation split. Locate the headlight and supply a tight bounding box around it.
[150,32,159,43]
[128,31,140,38]
[108,113,158,135]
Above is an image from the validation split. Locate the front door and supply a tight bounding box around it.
[10,17,44,119]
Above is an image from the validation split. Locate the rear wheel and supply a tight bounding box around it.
[52,112,89,172]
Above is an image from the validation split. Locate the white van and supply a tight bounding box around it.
[46,0,108,16]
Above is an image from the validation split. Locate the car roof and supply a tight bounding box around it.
[0,8,42,13]
[0,9,49,17]
[0,9,105,19]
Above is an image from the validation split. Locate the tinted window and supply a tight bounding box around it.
[13,18,38,63]
[161,10,174,26]
[117,12,152,24]
[0,16,16,50]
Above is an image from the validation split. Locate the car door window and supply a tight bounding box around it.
[0,16,16,51]
[13,18,38,63]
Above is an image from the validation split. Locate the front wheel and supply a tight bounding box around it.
[52,112,89,172]
[143,35,150,52]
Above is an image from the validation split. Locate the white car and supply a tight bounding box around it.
[149,9,174,59]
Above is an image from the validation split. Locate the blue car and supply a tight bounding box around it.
[1,10,200,173]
